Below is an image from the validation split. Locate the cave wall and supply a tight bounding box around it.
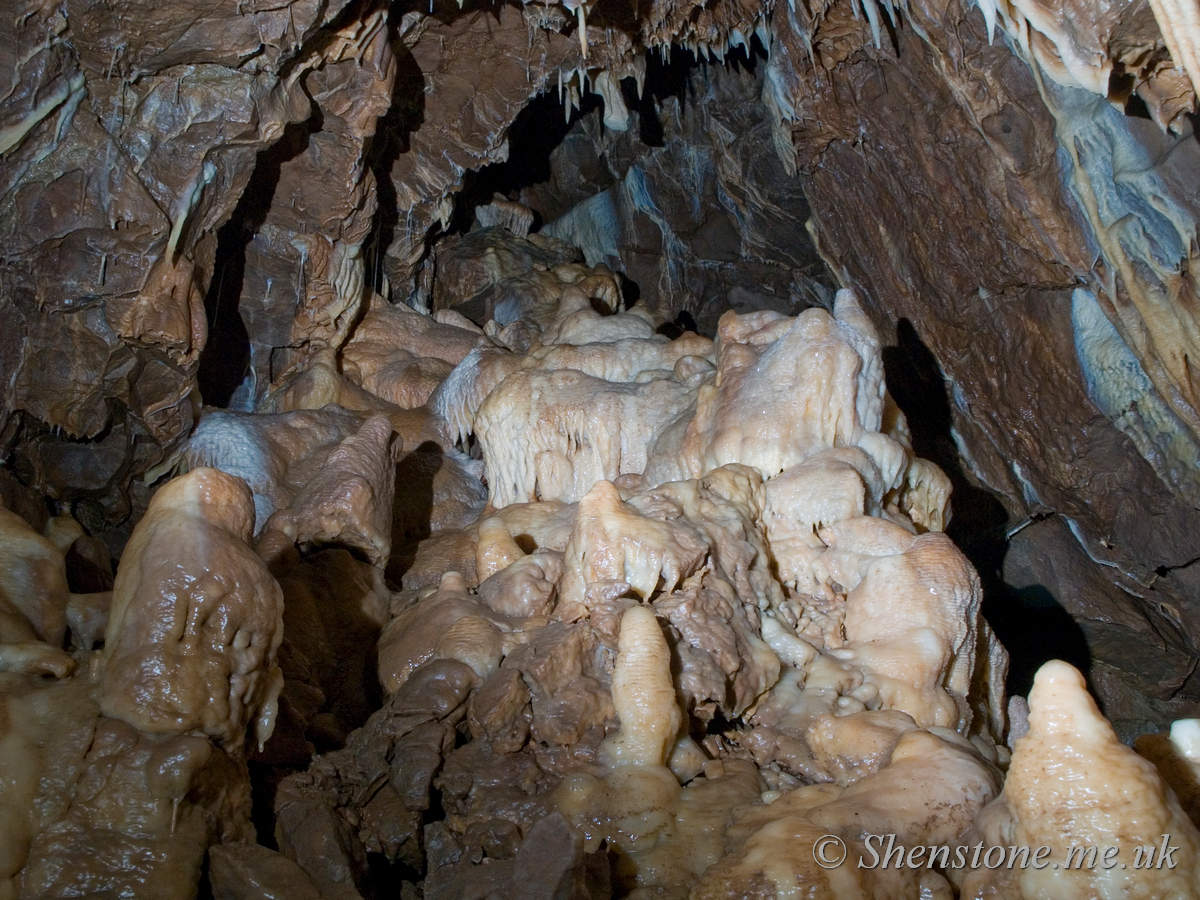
[0,0,366,531]
[765,0,1200,735]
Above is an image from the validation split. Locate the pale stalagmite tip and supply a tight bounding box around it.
[603,604,683,768]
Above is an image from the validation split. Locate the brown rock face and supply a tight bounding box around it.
[380,5,584,299]
[766,0,1200,728]
[0,0,357,534]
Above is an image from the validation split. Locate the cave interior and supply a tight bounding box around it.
[2,0,1200,894]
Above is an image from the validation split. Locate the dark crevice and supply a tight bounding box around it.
[248,761,282,850]
[1107,66,1135,106]
[882,317,1091,699]
[195,855,214,900]
[656,308,699,338]
[618,271,642,307]
[704,710,734,735]
[1124,91,1152,120]
[363,18,429,298]
[1005,509,1056,538]
[1155,554,1200,577]
[367,854,423,897]
[450,90,603,233]
[197,104,322,407]
[1000,585,1093,699]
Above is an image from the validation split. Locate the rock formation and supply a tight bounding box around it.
[1,0,1199,893]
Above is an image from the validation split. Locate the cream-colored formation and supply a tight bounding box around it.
[3,242,1198,899]
[476,366,700,507]
[970,0,1199,111]
[961,661,1200,899]
[99,467,285,751]
[602,605,684,768]
[1147,0,1200,97]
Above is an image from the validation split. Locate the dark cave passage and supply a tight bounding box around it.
[197,219,252,409]
[197,111,323,409]
[882,318,1093,699]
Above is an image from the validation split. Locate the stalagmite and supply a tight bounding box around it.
[558,480,709,611]
[261,413,402,566]
[602,604,683,768]
[961,660,1200,898]
[475,515,526,581]
[0,507,74,676]
[100,468,285,750]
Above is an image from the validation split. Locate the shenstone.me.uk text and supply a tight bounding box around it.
[810,833,1181,871]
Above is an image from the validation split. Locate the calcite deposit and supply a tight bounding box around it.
[1,0,1199,890]
[10,234,1199,899]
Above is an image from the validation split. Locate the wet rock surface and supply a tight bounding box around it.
[1,0,1200,893]
[770,0,1200,725]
